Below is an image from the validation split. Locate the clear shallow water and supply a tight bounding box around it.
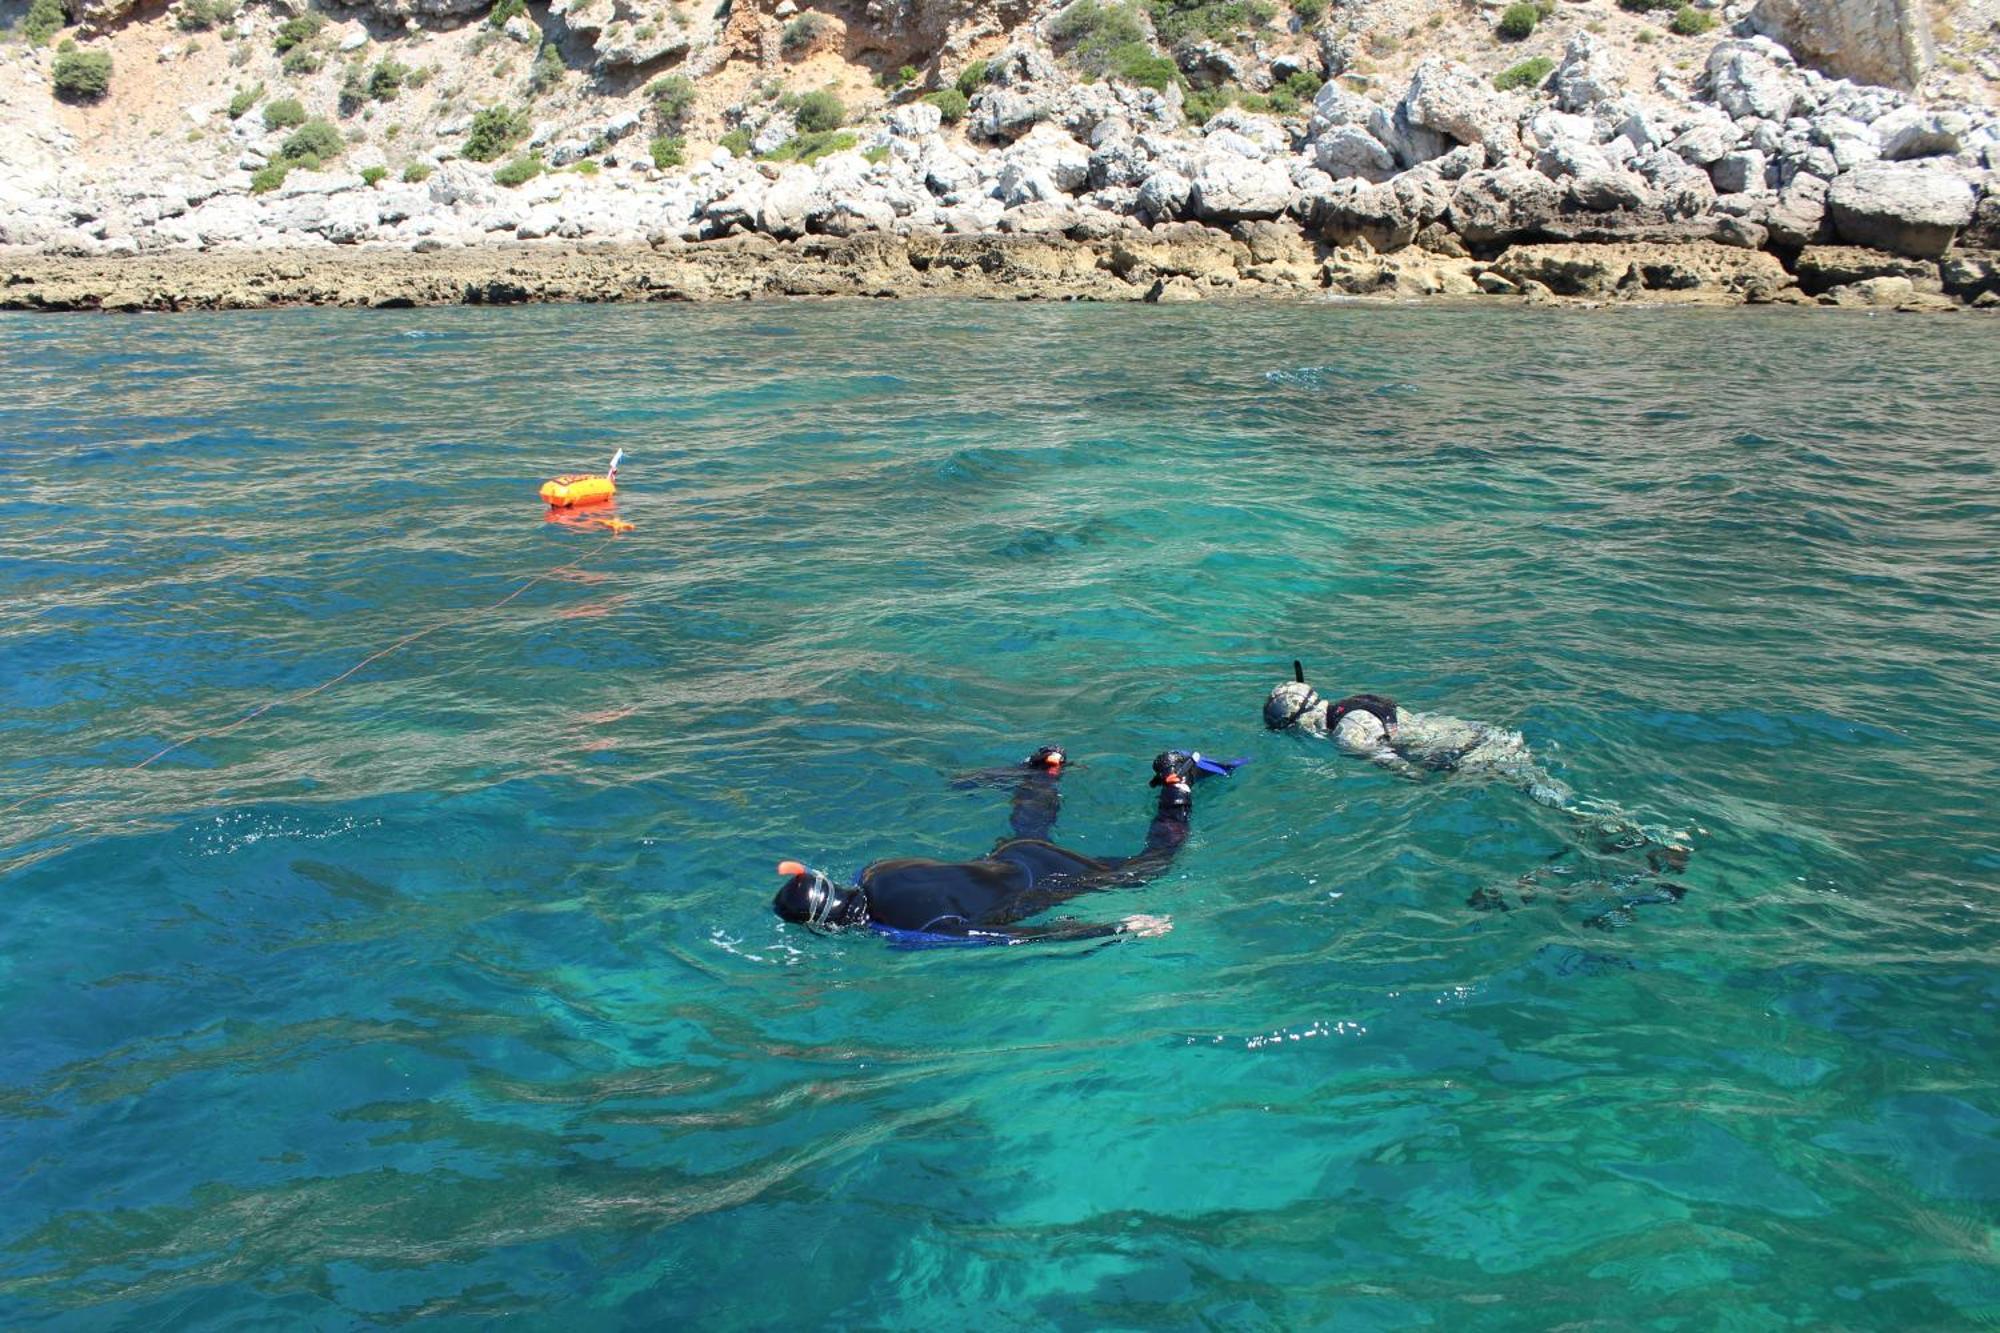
[1,300,1997,1329]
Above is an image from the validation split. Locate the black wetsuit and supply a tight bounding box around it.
[774,760,1197,946]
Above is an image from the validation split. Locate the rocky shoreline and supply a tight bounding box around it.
[6,226,1996,314]
[8,28,1999,313]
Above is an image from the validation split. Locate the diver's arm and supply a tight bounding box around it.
[975,914,1171,944]
[1102,789,1193,884]
[1007,770,1062,842]
[1365,746,1428,782]
[1332,714,1427,781]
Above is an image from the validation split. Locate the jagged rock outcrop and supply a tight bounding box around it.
[1749,0,1932,91]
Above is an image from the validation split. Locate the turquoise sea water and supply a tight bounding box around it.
[1,301,1997,1329]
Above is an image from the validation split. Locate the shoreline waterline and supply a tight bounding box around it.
[6,231,1996,313]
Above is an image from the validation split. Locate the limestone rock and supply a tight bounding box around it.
[757,166,820,240]
[1003,125,1091,194]
[1307,178,1419,250]
[1449,168,1560,244]
[1135,169,1193,223]
[1553,33,1620,114]
[1821,275,1916,305]
[970,89,1045,143]
[1145,274,1205,301]
[888,103,943,139]
[1705,38,1804,122]
[1568,169,1653,212]
[1711,149,1768,195]
[1749,0,1932,90]
[1793,244,1938,293]
[1871,107,1967,161]
[588,7,690,69]
[1826,162,1977,257]
[1939,255,2000,300]
[1401,59,1521,166]
[1493,240,1791,298]
[1186,154,1296,223]
[1315,125,1398,182]
[1763,173,1830,247]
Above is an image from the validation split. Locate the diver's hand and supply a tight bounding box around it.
[1118,913,1172,938]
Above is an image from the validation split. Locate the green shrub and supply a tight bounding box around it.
[175,0,237,31]
[649,131,684,167]
[719,126,753,156]
[462,104,529,160]
[263,96,306,130]
[281,46,322,75]
[1109,42,1177,88]
[863,144,889,163]
[370,57,410,100]
[1669,3,1716,34]
[527,41,563,95]
[1617,0,1677,11]
[761,128,857,163]
[1054,0,1160,85]
[1146,0,1275,48]
[1053,0,1146,55]
[360,164,387,185]
[272,12,321,52]
[923,87,968,123]
[1261,66,1322,112]
[1496,1,1537,37]
[51,43,111,100]
[896,63,917,86]
[493,152,542,186]
[793,88,844,132]
[1183,85,1230,124]
[1634,26,1658,41]
[1492,54,1553,90]
[954,59,989,95]
[402,161,433,183]
[339,61,368,110]
[572,158,599,174]
[780,12,830,55]
[250,161,290,192]
[226,81,263,118]
[647,72,695,122]
[22,0,66,46]
[488,0,525,26]
[280,117,342,165]
[1291,0,1324,21]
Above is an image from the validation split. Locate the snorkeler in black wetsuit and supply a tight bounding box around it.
[771,746,1243,947]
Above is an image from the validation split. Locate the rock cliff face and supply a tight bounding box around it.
[2,0,1997,309]
[1751,0,1933,91]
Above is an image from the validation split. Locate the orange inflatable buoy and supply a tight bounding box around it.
[541,475,617,507]
[542,448,624,508]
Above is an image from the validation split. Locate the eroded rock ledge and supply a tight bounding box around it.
[6,228,1995,312]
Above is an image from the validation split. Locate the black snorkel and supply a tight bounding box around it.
[1267,659,1324,730]
[773,861,869,933]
